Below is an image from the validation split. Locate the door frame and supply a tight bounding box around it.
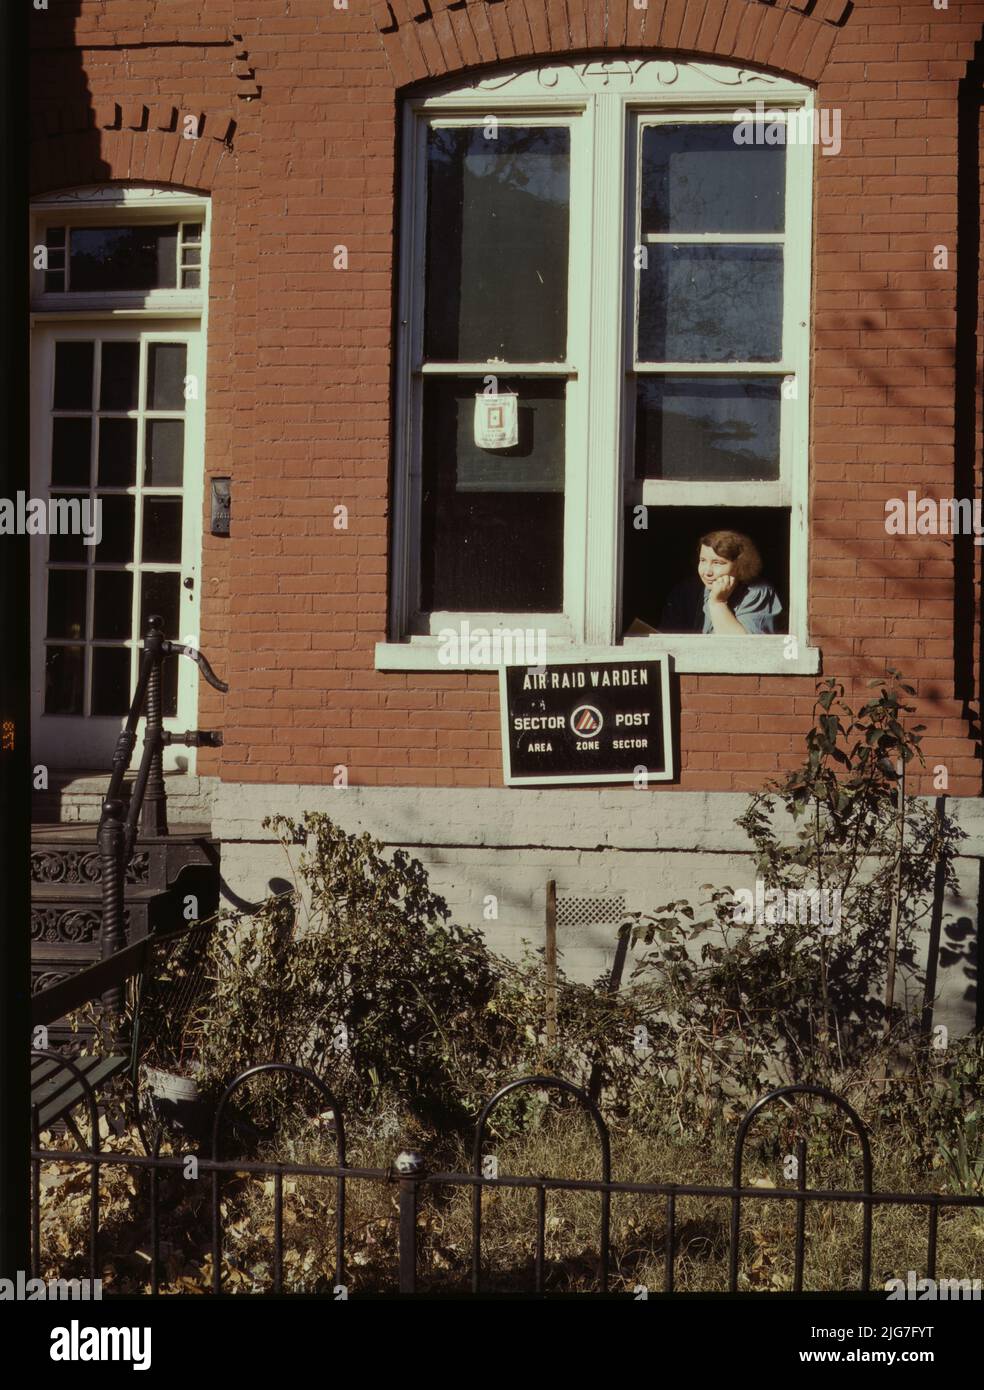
[30,319,206,773]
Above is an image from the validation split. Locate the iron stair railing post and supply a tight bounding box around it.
[139,616,168,839]
[100,638,157,829]
[97,798,127,1048]
[92,617,228,1053]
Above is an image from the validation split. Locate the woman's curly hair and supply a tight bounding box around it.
[698,530,763,584]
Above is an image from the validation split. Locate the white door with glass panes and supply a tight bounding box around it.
[30,323,204,769]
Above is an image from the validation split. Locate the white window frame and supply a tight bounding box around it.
[30,185,208,318]
[30,185,210,772]
[377,59,819,675]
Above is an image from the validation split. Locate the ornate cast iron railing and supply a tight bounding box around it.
[94,615,228,1035]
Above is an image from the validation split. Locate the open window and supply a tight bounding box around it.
[379,59,818,674]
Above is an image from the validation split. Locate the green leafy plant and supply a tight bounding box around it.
[193,813,657,1133]
[619,672,967,1120]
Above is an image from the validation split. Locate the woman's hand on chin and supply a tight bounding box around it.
[708,574,736,605]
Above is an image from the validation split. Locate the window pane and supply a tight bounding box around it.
[93,571,133,640]
[44,646,85,715]
[144,419,184,486]
[53,341,93,410]
[99,341,140,411]
[635,377,782,482]
[142,498,183,563]
[641,124,785,234]
[420,376,564,612]
[46,570,87,639]
[97,418,137,487]
[140,571,181,638]
[424,126,570,363]
[51,417,92,486]
[95,494,134,563]
[147,343,187,410]
[91,647,131,716]
[47,498,86,563]
[69,224,178,292]
[638,245,783,362]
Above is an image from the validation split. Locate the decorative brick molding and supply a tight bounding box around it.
[30,101,236,196]
[373,0,853,86]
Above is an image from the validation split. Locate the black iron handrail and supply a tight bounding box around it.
[94,615,228,1039]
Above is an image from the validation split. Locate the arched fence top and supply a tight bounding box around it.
[471,1075,611,1182]
[732,1083,874,1192]
[30,1048,102,1151]
[211,1063,346,1168]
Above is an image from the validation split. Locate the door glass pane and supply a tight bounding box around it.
[140,571,181,637]
[97,418,138,487]
[162,658,178,719]
[142,498,183,563]
[44,646,84,715]
[424,126,570,362]
[638,245,783,362]
[635,377,782,481]
[420,376,565,611]
[93,571,133,640]
[91,647,131,715]
[51,418,92,486]
[641,124,785,234]
[47,498,86,563]
[145,419,184,486]
[46,569,87,639]
[147,343,187,410]
[95,495,134,563]
[53,341,93,410]
[69,225,178,292]
[99,341,140,410]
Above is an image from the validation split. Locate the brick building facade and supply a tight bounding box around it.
[28,1,984,1022]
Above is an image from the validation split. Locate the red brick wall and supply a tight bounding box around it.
[29,0,984,794]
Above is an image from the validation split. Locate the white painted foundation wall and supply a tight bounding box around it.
[209,784,983,1039]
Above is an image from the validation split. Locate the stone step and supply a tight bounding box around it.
[33,771,214,826]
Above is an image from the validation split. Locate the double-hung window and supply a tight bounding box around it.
[380,59,818,674]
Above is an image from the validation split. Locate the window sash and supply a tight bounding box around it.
[31,190,208,315]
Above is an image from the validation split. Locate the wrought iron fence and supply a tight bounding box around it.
[29,1067,984,1296]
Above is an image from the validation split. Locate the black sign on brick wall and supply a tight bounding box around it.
[499,658,674,786]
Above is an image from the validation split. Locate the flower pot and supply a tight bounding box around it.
[142,1065,207,1139]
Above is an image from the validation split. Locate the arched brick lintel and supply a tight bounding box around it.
[30,104,236,198]
[373,0,852,91]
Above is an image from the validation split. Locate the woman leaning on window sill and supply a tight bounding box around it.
[628,529,784,637]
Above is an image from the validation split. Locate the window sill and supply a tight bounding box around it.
[375,637,821,675]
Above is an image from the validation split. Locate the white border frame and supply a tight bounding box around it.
[498,653,675,785]
[379,58,819,676]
